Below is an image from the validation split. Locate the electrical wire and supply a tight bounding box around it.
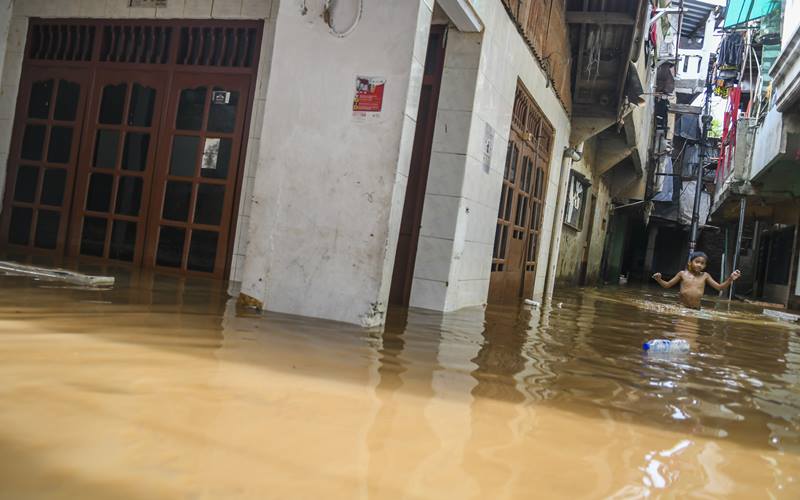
[324,0,363,38]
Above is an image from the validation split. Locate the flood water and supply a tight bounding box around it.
[1,269,799,498]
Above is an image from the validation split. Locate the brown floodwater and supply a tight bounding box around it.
[1,266,799,498]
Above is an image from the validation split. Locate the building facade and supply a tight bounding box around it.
[710,0,799,308]
[0,0,654,326]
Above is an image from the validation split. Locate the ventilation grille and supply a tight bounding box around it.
[100,25,172,64]
[28,24,96,61]
[177,27,258,67]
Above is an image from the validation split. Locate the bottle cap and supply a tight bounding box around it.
[643,342,650,351]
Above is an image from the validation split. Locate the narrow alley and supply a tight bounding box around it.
[1,0,800,497]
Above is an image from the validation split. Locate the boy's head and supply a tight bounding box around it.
[688,251,708,272]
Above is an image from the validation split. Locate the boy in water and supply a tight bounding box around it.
[652,251,741,309]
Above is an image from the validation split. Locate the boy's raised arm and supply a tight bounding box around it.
[652,271,682,289]
[706,270,741,291]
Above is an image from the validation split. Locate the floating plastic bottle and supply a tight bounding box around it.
[642,339,690,354]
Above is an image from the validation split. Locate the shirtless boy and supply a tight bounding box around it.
[652,251,741,309]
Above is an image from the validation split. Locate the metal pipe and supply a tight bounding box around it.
[720,226,728,296]
[729,197,747,300]
[543,149,577,298]
[688,53,717,253]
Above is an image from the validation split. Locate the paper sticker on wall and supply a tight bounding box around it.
[353,76,385,119]
[482,123,495,173]
[202,138,221,170]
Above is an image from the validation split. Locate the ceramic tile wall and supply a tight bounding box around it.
[410,0,571,311]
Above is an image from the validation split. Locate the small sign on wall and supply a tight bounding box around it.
[482,123,494,173]
[130,0,167,7]
[353,76,385,119]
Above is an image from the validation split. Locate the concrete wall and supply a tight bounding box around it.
[408,0,571,311]
[783,0,800,52]
[240,0,431,326]
[555,139,611,286]
[0,0,277,284]
[750,107,800,181]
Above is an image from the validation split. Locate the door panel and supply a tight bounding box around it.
[489,83,552,303]
[144,72,251,278]
[68,70,167,264]
[1,68,90,253]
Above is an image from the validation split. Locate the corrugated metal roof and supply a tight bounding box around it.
[680,0,716,37]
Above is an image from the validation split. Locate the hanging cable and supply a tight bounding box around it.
[324,0,364,38]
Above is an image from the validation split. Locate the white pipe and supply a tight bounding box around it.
[543,147,578,297]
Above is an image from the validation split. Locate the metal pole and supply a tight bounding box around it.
[688,53,717,254]
[720,227,728,296]
[729,197,747,300]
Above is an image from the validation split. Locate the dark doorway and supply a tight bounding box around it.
[579,194,597,285]
[389,25,447,306]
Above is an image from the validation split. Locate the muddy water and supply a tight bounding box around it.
[0,272,799,499]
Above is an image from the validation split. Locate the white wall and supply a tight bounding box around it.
[0,0,276,281]
[783,0,800,52]
[240,0,431,326]
[408,0,571,311]
[676,12,717,83]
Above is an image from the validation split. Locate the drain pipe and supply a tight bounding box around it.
[543,145,581,298]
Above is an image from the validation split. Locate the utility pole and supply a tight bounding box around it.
[688,52,716,254]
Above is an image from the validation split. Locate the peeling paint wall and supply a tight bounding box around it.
[555,138,612,286]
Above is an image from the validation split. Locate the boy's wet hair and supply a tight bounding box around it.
[688,251,708,262]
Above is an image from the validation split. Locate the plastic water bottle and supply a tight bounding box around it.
[642,339,690,353]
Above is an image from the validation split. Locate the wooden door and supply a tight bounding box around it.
[389,25,447,306]
[144,72,251,278]
[489,83,552,303]
[1,68,90,253]
[68,70,167,264]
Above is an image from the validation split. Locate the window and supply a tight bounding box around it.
[564,170,589,230]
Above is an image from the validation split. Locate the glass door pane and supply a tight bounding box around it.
[1,69,89,253]
[68,70,166,264]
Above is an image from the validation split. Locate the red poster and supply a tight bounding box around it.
[353,76,386,115]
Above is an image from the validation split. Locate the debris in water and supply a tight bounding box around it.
[0,261,113,287]
[763,309,800,323]
[524,299,540,307]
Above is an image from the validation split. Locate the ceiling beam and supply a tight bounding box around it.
[566,11,635,25]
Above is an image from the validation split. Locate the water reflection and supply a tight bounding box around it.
[0,271,799,497]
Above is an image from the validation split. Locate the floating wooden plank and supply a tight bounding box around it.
[0,261,114,287]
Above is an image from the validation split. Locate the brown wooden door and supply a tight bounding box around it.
[144,72,251,278]
[1,68,90,253]
[389,25,447,306]
[68,70,167,264]
[489,83,552,303]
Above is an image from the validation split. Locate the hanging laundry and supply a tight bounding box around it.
[718,32,744,68]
